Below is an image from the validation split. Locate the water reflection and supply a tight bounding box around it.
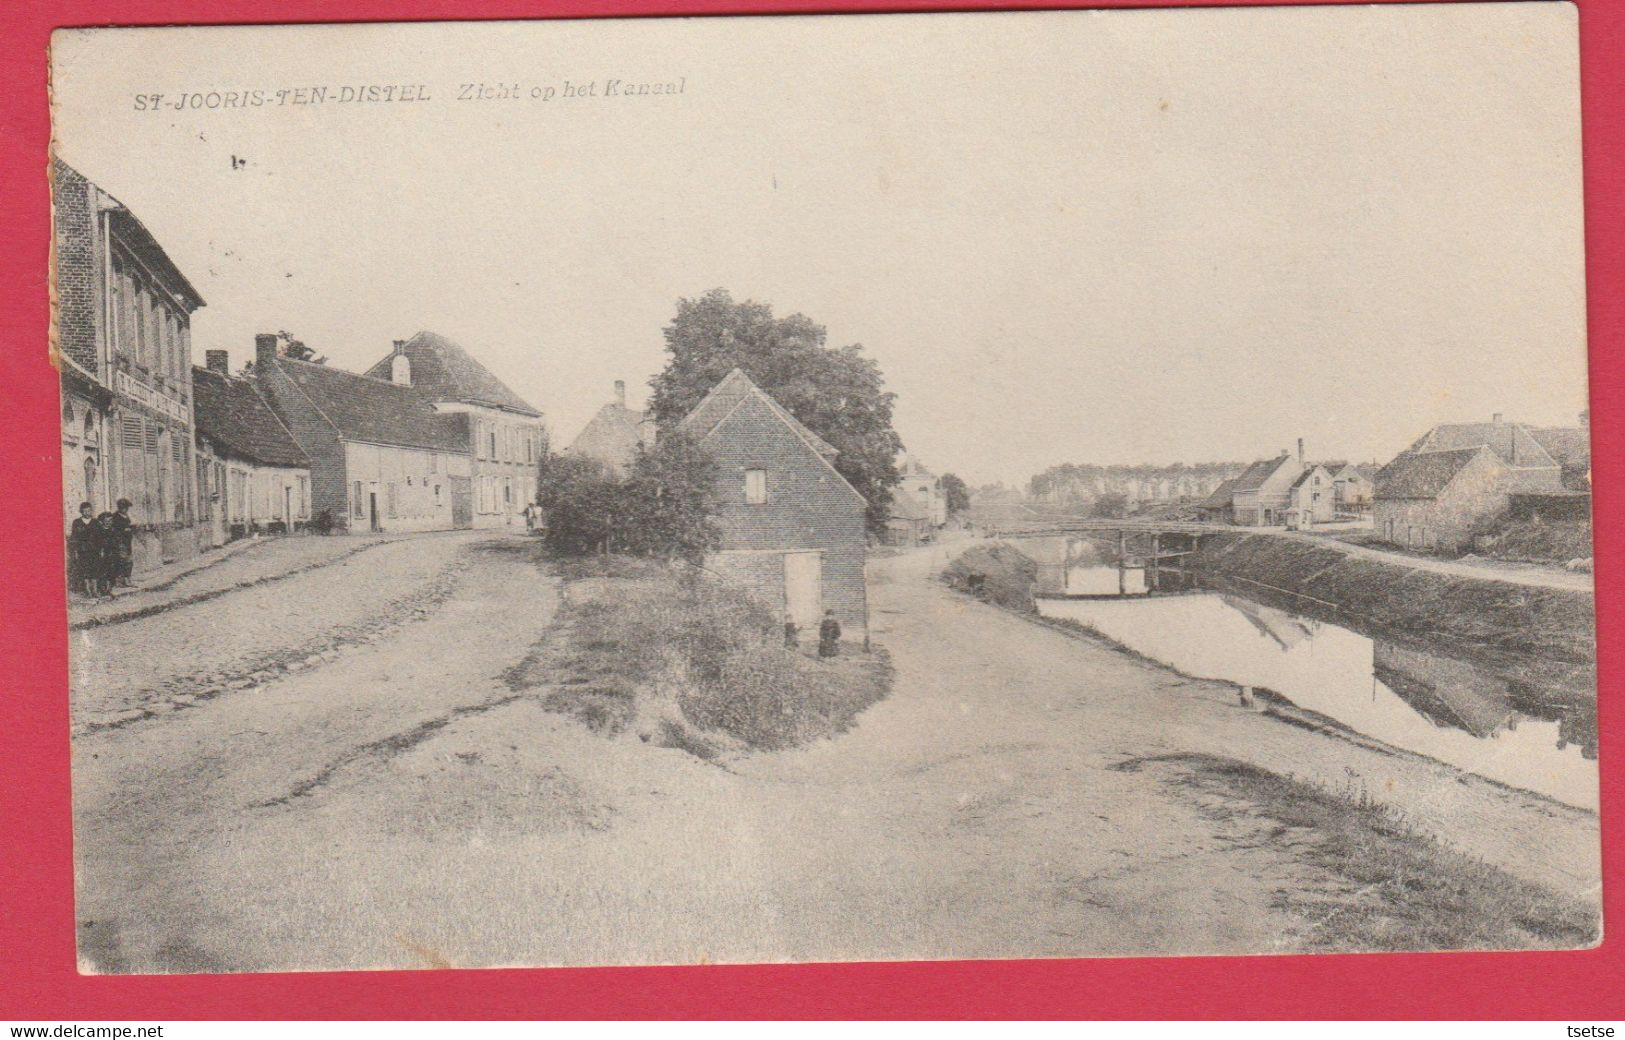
[1035,589,1599,810]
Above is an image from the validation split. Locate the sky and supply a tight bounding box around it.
[50,4,1589,487]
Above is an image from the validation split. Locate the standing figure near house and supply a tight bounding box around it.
[68,502,96,597]
[92,511,120,597]
[110,498,136,587]
[818,609,842,658]
[784,613,800,651]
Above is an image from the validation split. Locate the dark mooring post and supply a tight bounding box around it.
[1118,530,1128,595]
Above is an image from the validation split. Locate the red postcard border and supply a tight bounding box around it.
[1,0,1619,1020]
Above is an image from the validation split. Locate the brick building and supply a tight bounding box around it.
[53,159,206,572]
[362,331,545,528]
[191,352,312,546]
[676,369,870,644]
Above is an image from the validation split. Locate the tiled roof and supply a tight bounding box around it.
[1530,426,1591,489]
[1375,447,1486,500]
[1409,422,1556,469]
[1335,463,1378,483]
[362,330,541,416]
[1201,477,1238,508]
[272,357,468,452]
[1231,456,1292,493]
[192,366,308,467]
[564,403,651,471]
[676,368,838,459]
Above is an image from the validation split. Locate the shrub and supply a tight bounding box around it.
[941,542,1039,612]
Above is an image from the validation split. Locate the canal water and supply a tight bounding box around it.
[1024,539,1598,811]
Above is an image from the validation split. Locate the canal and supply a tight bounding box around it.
[1022,537,1599,811]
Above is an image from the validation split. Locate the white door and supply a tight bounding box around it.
[784,552,823,630]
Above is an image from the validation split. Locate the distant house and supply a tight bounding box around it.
[1196,477,1238,523]
[1229,453,1304,526]
[1530,412,1591,492]
[362,331,546,528]
[898,456,947,527]
[252,334,473,532]
[1285,465,1336,527]
[1332,464,1377,514]
[564,380,654,475]
[1405,415,1562,492]
[1373,445,1513,552]
[885,488,932,547]
[677,369,869,644]
[191,352,311,546]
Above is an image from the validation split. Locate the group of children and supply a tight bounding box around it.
[67,499,135,598]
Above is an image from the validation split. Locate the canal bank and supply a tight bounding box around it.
[944,533,1599,811]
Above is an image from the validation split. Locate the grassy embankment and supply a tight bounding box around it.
[1115,753,1600,951]
[1196,533,1595,700]
[507,553,892,757]
[942,542,1600,950]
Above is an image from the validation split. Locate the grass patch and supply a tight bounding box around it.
[525,556,892,753]
[1116,752,1600,952]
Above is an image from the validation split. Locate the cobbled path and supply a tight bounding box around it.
[68,532,487,732]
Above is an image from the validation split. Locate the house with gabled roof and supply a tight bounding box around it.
[251,334,474,532]
[565,380,655,475]
[1229,452,1304,526]
[1530,412,1591,491]
[1285,464,1336,526]
[192,352,312,545]
[1405,415,1562,492]
[898,456,947,528]
[677,368,869,644]
[1196,477,1238,523]
[363,331,546,528]
[1331,463,1378,514]
[1373,445,1513,552]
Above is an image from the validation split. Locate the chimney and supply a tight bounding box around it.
[205,350,229,375]
[1297,438,1305,464]
[255,333,279,371]
[614,380,627,408]
[1581,409,1590,429]
[390,340,412,385]
[1492,412,1504,424]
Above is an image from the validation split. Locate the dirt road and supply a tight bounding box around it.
[70,538,1599,973]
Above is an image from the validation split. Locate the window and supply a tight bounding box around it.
[353,481,364,519]
[745,469,767,504]
[487,426,497,459]
[504,477,512,506]
[524,430,534,463]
